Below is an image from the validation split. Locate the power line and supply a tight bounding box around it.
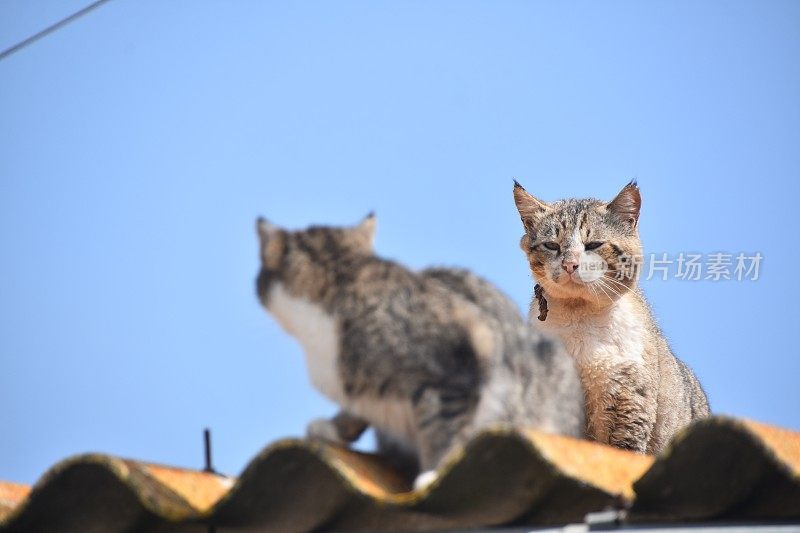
[0,0,114,62]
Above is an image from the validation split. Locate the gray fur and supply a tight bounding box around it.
[256,216,585,476]
[513,182,710,454]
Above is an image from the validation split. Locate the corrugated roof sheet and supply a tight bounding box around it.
[1,416,798,532]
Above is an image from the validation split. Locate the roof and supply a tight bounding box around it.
[1,416,798,532]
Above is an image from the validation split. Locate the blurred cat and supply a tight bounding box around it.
[305,265,550,479]
[255,214,584,487]
[513,181,709,454]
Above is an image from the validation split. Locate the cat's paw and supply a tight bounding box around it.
[306,418,347,445]
[413,470,438,491]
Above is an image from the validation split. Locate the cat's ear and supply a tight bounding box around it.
[256,216,278,244]
[355,211,377,248]
[513,180,550,234]
[608,180,641,229]
[256,217,284,267]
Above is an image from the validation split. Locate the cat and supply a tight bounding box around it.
[513,180,710,454]
[255,213,584,487]
[304,265,546,480]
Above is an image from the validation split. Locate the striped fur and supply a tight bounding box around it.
[255,215,584,479]
[513,181,710,454]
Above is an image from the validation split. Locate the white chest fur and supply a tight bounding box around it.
[268,282,345,402]
[539,294,646,367]
[267,282,418,447]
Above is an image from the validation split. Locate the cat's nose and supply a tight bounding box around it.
[562,260,579,274]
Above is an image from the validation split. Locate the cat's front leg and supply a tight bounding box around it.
[604,374,657,453]
[411,387,474,489]
[307,410,369,446]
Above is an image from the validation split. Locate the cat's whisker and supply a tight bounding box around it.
[588,282,606,302]
[597,273,646,302]
[585,280,603,304]
[603,276,648,305]
[593,279,616,303]
[589,275,620,304]
[599,278,628,301]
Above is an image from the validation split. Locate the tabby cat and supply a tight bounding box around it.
[255,214,584,486]
[513,181,709,454]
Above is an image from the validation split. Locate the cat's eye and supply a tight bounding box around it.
[584,241,604,251]
[541,242,560,251]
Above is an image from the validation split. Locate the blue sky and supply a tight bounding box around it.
[1,1,798,485]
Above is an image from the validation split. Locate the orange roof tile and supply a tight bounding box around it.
[1,416,798,532]
[0,482,30,523]
[632,416,800,522]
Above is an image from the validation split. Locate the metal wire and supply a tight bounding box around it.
[0,0,114,62]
